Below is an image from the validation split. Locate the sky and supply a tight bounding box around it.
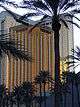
[74,15,80,48]
[0,0,80,72]
[73,15,80,73]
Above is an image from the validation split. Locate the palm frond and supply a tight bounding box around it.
[65,20,80,28]
[67,46,80,68]
[35,0,54,11]
[66,61,76,64]
[64,2,77,11]
[60,18,68,28]
[0,40,32,61]
[0,0,5,3]
[60,0,70,9]
[33,0,52,13]
[71,9,80,14]
[68,54,80,61]
[5,1,18,8]
[64,0,80,11]
[0,5,29,26]
[64,13,80,21]
[19,12,43,20]
[29,15,49,32]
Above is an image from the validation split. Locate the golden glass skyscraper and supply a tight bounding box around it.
[4,25,54,90]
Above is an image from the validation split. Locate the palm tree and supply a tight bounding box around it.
[35,70,52,107]
[21,81,35,107]
[35,75,42,107]
[68,46,80,69]
[64,72,75,107]
[62,71,80,107]
[1,0,80,107]
[61,72,71,107]
[13,85,22,107]
[67,46,80,107]
[5,90,10,107]
[0,84,6,107]
[9,91,16,107]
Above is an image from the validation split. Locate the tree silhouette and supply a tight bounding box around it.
[0,84,7,107]
[35,70,53,107]
[13,85,23,107]
[21,81,35,107]
[62,71,80,107]
[67,46,80,107]
[68,46,80,69]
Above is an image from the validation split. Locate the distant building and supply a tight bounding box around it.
[0,11,19,85]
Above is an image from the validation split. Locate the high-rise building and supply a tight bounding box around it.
[0,11,74,90]
[5,25,54,90]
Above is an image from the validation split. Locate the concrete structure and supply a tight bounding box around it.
[0,11,74,90]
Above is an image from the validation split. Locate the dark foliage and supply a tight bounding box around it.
[67,46,80,69]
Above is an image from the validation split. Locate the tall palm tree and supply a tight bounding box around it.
[1,0,80,107]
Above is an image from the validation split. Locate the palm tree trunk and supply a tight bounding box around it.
[75,83,80,107]
[54,29,61,107]
[52,14,61,107]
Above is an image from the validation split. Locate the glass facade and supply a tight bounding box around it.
[5,25,54,90]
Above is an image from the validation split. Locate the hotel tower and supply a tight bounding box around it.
[0,11,74,90]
